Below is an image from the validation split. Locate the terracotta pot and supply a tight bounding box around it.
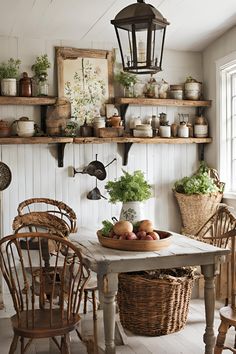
[0,120,11,137]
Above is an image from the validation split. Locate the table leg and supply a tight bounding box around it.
[201,264,216,354]
[102,272,118,354]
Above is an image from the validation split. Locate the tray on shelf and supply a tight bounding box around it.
[97,230,172,251]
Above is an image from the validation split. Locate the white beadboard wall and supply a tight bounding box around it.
[0,35,203,236]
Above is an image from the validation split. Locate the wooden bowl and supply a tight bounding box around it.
[97,230,172,252]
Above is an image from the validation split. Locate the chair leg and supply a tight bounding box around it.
[83,290,88,314]
[8,334,19,354]
[92,289,97,320]
[214,321,229,354]
[234,326,236,348]
[61,334,71,354]
[20,337,24,354]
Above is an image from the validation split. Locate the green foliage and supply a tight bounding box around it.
[0,58,21,79]
[105,170,152,203]
[31,54,51,80]
[174,162,220,195]
[101,220,114,236]
[115,71,138,88]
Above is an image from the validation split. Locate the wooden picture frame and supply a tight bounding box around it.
[55,47,114,124]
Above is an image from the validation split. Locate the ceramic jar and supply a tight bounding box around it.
[129,116,142,131]
[14,117,35,137]
[169,85,184,100]
[110,114,121,127]
[194,115,208,138]
[19,72,32,97]
[93,116,105,137]
[1,78,17,96]
[171,123,178,137]
[178,122,189,138]
[185,82,202,100]
[133,124,153,137]
[160,125,171,138]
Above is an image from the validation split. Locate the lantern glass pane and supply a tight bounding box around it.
[152,27,165,67]
[116,27,133,67]
[135,28,148,67]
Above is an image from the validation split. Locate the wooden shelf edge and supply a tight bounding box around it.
[0,96,57,105]
[0,136,212,145]
[73,136,212,144]
[0,137,73,144]
[115,97,212,107]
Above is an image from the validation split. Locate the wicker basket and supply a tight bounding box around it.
[117,269,195,336]
[174,191,223,235]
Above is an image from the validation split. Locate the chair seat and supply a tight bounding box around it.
[219,305,236,325]
[11,309,80,338]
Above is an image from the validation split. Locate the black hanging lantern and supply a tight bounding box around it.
[111,0,169,74]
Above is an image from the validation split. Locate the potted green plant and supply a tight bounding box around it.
[115,71,138,97]
[0,58,21,96]
[31,54,51,96]
[105,170,152,223]
[173,161,224,235]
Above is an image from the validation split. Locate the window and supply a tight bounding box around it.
[218,56,236,194]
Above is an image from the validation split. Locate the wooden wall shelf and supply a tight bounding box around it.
[115,97,212,107]
[0,137,73,144]
[0,136,212,166]
[73,136,212,144]
[0,96,57,105]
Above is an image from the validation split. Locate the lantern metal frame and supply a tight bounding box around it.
[111,0,169,74]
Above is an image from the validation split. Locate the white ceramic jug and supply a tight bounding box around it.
[14,117,35,137]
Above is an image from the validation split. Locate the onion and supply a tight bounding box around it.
[113,220,133,236]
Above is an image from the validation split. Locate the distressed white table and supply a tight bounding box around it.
[72,230,229,354]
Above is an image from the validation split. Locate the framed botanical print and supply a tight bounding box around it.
[56,47,114,124]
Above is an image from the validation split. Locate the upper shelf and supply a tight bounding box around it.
[0,96,57,105]
[115,97,212,107]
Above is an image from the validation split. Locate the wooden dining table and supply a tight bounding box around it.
[72,228,230,354]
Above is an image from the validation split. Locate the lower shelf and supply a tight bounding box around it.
[73,136,212,144]
[0,136,212,167]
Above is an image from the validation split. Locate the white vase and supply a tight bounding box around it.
[1,78,17,96]
[119,201,144,223]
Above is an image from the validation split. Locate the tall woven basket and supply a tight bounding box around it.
[173,167,224,236]
[117,269,195,336]
[174,191,223,236]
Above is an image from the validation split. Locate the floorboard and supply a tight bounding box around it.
[0,299,235,354]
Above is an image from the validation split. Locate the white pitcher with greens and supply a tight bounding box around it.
[105,170,152,224]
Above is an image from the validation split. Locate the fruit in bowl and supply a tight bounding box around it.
[100,219,162,241]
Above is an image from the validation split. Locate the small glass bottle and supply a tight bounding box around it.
[37,73,49,96]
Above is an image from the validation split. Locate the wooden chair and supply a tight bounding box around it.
[195,206,236,353]
[16,198,77,234]
[0,232,90,354]
[13,200,98,320]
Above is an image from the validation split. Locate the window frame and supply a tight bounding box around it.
[216,52,236,195]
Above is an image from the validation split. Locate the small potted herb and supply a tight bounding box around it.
[0,58,21,96]
[115,71,138,97]
[105,170,152,223]
[31,54,51,96]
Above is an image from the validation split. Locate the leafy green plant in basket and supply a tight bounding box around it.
[173,161,224,236]
[173,161,223,195]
